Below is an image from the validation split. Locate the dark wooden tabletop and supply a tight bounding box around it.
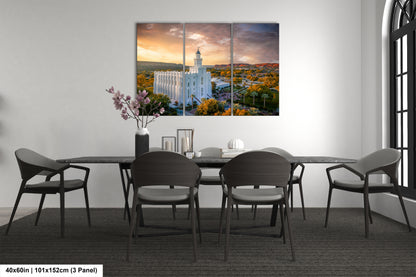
[57,155,356,165]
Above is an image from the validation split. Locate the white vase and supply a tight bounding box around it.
[136,127,149,136]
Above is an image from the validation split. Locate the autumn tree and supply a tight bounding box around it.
[247,84,272,95]
[149,93,170,111]
[195,99,224,115]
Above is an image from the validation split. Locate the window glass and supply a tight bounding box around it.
[403,149,408,188]
[403,74,408,110]
[396,39,401,74]
[396,76,401,111]
[403,35,408,73]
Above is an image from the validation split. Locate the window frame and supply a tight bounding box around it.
[389,0,416,199]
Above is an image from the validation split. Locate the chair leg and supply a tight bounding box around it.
[60,191,65,238]
[195,197,202,243]
[298,181,306,220]
[363,189,370,238]
[127,187,139,262]
[283,187,295,261]
[324,187,333,228]
[5,190,24,235]
[367,198,373,224]
[396,186,411,232]
[170,186,176,220]
[83,187,91,227]
[187,203,191,220]
[138,204,144,227]
[235,204,240,220]
[253,186,259,220]
[218,193,226,244]
[135,205,141,238]
[190,196,198,262]
[224,194,232,261]
[172,205,176,220]
[279,202,285,243]
[35,193,46,226]
[289,184,294,212]
[270,204,278,226]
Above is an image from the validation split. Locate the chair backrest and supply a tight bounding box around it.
[262,147,294,159]
[220,151,290,187]
[199,147,222,158]
[355,148,401,177]
[15,148,67,180]
[131,151,201,188]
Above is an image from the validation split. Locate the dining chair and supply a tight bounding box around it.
[218,151,295,261]
[127,151,202,262]
[149,146,178,219]
[124,146,176,222]
[263,147,306,220]
[6,148,91,237]
[325,148,411,237]
[198,147,241,219]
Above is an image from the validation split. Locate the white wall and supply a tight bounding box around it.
[0,0,375,212]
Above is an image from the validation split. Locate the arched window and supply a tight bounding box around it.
[390,0,415,198]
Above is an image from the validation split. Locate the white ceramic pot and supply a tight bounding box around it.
[227,138,244,150]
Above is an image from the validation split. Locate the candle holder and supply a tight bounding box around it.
[161,136,177,152]
[177,129,194,155]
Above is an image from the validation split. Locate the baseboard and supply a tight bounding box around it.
[371,193,416,228]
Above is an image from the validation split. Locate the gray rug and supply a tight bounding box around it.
[0,208,415,277]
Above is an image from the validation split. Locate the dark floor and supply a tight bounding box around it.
[0,208,415,277]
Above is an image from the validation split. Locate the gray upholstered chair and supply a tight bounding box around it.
[325,148,411,237]
[218,151,295,261]
[263,147,306,220]
[127,151,202,262]
[6,148,90,237]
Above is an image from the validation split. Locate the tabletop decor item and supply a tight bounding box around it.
[177,129,194,155]
[161,136,176,152]
[227,138,244,150]
[222,138,249,158]
[106,86,165,157]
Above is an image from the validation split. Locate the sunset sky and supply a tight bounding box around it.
[137,23,279,66]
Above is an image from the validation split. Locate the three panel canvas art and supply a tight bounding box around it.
[136,23,279,116]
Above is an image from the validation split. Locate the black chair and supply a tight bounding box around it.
[263,147,306,220]
[127,151,202,262]
[325,148,411,237]
[218,151,295,261]
[6,148,91,237]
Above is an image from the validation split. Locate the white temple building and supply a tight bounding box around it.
[153,49,212,105]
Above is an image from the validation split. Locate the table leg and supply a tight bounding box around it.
[270,163,295,226]
[119,163,131,223]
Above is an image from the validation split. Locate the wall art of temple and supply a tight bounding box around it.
[153,49,212,105]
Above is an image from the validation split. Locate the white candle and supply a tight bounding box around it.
[164,141,171,151]
[181,137,187,153]
[185,137,190,152]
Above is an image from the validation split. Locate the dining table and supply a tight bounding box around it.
[57,154,356,224]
